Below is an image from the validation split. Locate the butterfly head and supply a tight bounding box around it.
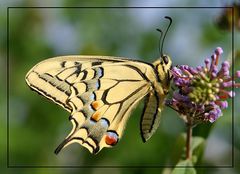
[161,54,172,71]
[153,54,172,94]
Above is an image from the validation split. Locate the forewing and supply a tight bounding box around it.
[26,55,131,112]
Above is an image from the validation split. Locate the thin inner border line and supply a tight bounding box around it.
[7,6,10,169]
[7,6,234,168]
[6,6,234,8]
[231,5,235,168]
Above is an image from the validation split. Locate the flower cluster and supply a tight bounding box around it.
[166,47,240,124]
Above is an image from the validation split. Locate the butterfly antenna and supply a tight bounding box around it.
[160,16,172,57]
[156,28,163,56]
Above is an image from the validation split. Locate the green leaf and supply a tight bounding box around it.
[170,133,186,164]
[171,159,196,174]
[191,136,205,164]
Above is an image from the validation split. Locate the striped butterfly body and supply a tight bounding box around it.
[25,55,172,154]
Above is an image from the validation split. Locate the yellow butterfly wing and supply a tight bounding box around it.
[26,55,162,154]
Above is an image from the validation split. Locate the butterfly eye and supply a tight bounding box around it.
[162,55,169,64]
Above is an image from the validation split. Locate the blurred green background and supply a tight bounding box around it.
[1,0,240,174]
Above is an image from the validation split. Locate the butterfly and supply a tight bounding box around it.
[25,16,173,154]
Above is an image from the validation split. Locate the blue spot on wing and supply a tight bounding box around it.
[99,118,109,128]
[88,105,95,112]
[106,131,118,139]
[95,80,100,89]
[96,67,103,78]
[90,93,95,100]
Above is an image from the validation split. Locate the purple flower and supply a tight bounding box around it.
[204,106,222,123]
[236,71,240,78]
[166,47,240,124]
[215,47,223,55]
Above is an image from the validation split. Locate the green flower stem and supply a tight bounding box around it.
[186,121,193,160]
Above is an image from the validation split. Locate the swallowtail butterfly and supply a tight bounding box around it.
[25,16,173,154]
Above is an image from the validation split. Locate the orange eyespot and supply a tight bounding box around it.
[105,131,118,146]
[91,101,100,110]
[91,112,100,121]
